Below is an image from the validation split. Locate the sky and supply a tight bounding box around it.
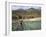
[12,5,41,10]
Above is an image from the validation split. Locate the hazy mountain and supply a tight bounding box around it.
[12,9,26,14]
[12,8,41,19]
[26,8,41,15]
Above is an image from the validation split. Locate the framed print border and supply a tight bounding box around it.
[5,1,44,36]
